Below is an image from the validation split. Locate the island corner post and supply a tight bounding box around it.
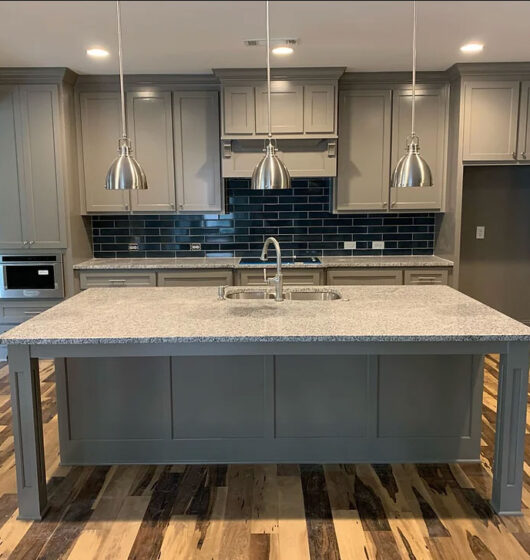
[6,338,529,521]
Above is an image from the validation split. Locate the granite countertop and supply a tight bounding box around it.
[2,285,529,345]
[73,255,454,270]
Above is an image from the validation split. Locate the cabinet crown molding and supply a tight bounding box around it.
[213,67,346,81]
[448,62,530,80]
[0,67,77,85]
[75,73,219,91]
[340,71,448,88]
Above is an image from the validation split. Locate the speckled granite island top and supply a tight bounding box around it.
[2,286,528,345]
[73,255,453,270]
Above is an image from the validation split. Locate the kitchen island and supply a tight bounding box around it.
[2,285,529,520]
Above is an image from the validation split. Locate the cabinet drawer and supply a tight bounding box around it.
[404,268,449,285]
[79,271,156,289]
[237,269,324,286]
[157,270,233,287]
[0,300,62,325]
[326,268,403,285]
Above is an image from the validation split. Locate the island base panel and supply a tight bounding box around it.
[55,354,484,465]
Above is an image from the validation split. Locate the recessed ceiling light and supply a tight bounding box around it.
[272,45,294,56]
[87,48,109,58]
[460,42,484,54]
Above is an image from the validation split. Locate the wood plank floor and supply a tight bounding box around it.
[0,355,527,559]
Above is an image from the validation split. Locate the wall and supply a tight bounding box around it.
[92,179,435,258]
[459,166,530,325]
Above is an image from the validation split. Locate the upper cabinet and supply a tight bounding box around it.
[462,81,521,161]
[173,91,222,213]
[336,89,391,211]
[77,85,222,214]
[0,84,66,249]
[335,81,449,212]
[215,68,344,140]
[516,81,530,162]
[390,85,448,210]
[127,91,176,212]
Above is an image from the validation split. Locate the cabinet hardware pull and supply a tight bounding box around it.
[512,151,517,159]
[391,201,396,207]
[24,311,41,316]
[522,152,527,159]
[108,279,126,284]
[382,202,387,207]
[29,241,35,245]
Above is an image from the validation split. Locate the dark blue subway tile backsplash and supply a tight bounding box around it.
[91,179,435,258]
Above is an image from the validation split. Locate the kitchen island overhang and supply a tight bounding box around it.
[2,285,529,520]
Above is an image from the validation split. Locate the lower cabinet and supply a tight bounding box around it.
[237,268,325,286]
[158,270,233,287]
[79,271,157,289]
[326,268,403,285]
[404,268,449,285]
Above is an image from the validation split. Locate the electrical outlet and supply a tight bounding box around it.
[344,241,356,249]
[128,242,139,251]
[190,243,202,251]
[476,226,485,239]
[372,241,385,249]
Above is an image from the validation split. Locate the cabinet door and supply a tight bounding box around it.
[462,81,520,161]
[517,81,530,162]
[336,90,391,211]
[127,91,176,212]
[237,269,324,286]
[158,270,233,287]
[304,84,335,133]
[173,91,222,212]
[18,85,67,248]
[79,271,156,289]
[79,92,129,212]
[0,86,27,249]
[255,82,304,134]
[223,86,255,135]
[326,268,403,285]
[403,268,449,285]
[390,86,448,210]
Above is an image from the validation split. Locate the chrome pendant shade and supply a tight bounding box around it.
[391,0,433,188]
[251,0,291,190]
[105,138,147,190]
[391,136,432,188]
[251,140,291,190]
[105,1,148,191]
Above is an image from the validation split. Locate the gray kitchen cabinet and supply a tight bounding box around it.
[78,92,129,212]
[390,86,448,210]
[237,268,324,286]
[462,81,520,161]
[304,84,335,133]
[517,81,530,162]
[79,271,156,289]
[157,269,233,287]
[255,82,304,134]
[326,268,403,285]
[173,91,222,212]
[336,89,392,211]
[222,86,255,135]
[0,85,66,249]
[127,91,176,212]
[0,85,26,249]
[0,299,63,325]
[404,268,449,285]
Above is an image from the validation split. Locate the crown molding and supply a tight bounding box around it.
[0,67,78,85]
[213,67,346,81]
[75,73,219,90]
[340,70,448,87]
[447,62,530,80]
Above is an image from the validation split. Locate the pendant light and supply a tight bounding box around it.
[391,0,433,188]
[105,0,148,191]
[251,0,291,190]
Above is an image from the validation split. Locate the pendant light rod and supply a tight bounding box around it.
[411,0,416,137]
[266,0,272,138]
[116,0,127,139]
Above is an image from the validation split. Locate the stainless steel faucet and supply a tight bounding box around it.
[261,237,283,301]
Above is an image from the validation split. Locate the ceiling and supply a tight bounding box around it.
[0,1,529,75]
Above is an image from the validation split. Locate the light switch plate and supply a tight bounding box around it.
[128,242,139,251]
[372,241,385,249]
[476,226,485,239]
[344,241,356,249]
[190,243,202,251]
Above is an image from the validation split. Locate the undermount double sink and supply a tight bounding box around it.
[224,289,341,301]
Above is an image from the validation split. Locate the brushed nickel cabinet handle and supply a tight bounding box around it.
[512,151,517,159]
[521,152,527,159]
